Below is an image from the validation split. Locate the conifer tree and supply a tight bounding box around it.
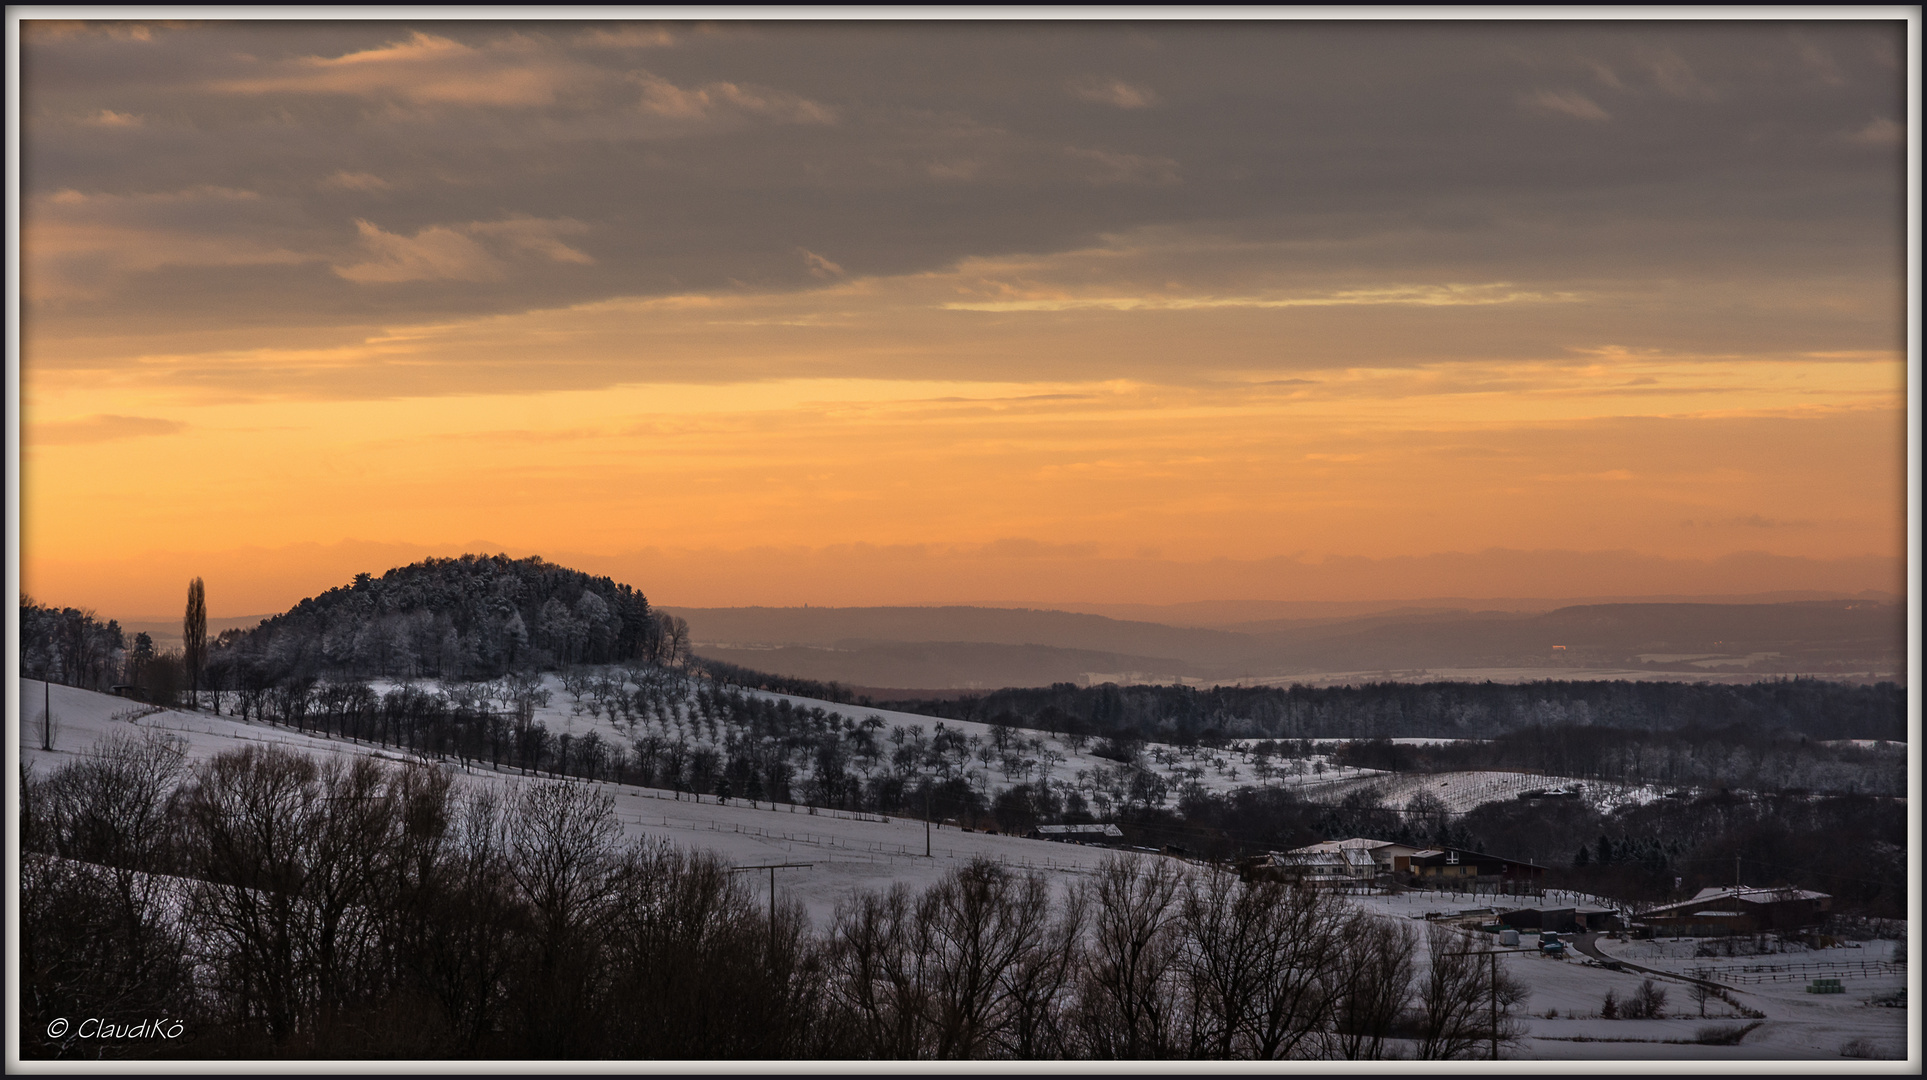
[183,577,207,708]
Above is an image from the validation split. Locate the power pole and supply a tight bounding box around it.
[1446,946,1534,1061]
[926,788,933,857]
[1735,854,1741,888]
[728,862,813,963]
[41,680,53,751]
[1489,951,1499,1061]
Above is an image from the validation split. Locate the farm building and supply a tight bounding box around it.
[1497,905,1624,933]
[1634,886,1833,935]
[1277,846,1378,884]
[1027,823,1126,845]
[1289,837,1424,873]
[1240,837,1427,886]
[1407,847,1546,883]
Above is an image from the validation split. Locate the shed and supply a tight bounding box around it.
[1028,823,1126,844]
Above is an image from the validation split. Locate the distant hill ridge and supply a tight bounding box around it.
[667,599,1905,690]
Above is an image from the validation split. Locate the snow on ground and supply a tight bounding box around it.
[1347,888,1910,1061]
[743,689,1386,798]
[1583,935,1910,1061]
[18,681,1123,927]
[1300,769,1666,814]
[395,671,1385,807]
[19,680,1911,1062]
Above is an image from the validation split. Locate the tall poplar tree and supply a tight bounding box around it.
[184,577,207,708]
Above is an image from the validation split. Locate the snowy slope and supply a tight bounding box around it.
[18,679,1905,1062]
[17,680,1123,926]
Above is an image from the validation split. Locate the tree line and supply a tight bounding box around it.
[1157,781,1907,917]
[1329,724,1906,797]
[878,678,1906,743]
[23,738,1523,1061]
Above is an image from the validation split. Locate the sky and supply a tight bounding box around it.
[13,16,1914,617]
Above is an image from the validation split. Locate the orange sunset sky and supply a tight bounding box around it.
[13,18,1913,619]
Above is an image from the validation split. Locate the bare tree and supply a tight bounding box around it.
[1325,914,1416,1059]
[179,745,323,1044]
[605,841,817,1058]
[1074,855,1185,1059]
[1416,923,1527,1060]
[995,881,1086,1060]
[1687,971,1717,1018]
[824,883,929,1057]
[917,860,1058,1058]
[823,859,1080,1060]
[21,733,195,1057]
[503,779,622,1055]
[1177,867,1275,1058]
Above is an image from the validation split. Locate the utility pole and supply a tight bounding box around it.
[925,788,933,857]
[728,862,813,961]
[1489,951,1498,1061]
[1735,854,1741,889]
[1446,946,1534,1062]
[41,680,53,751]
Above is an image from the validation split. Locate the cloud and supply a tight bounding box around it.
[631,72,836,125]
[321,170,392,191]
[20,24,1906,395]
[210,31,588,107]
[333,216,592,283]
[1064,146,1180,185]
[801,249,846,279]
[24,186,316,300]
[468,216,595,265]
[573,25,676,49]
[1842,116,1901,146]
[84,109,142,127]
[1640,48,1716,100]
[1067,76,1158,109]
[1581,59,1625,90]
[23,20,181,42]
[333,220,502,283]
[942,282,1575,313]
[1524,89,1610,122]
[31,414,186,446]
[1793,40,1847,87]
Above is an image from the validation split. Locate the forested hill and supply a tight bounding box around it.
[215,554,671,682]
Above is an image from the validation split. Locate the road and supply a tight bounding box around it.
[1571,932,1745,997]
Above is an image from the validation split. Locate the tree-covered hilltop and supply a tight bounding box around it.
[211,554,681,684]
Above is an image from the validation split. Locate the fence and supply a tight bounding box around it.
[1710,960,1904,985]
[616,808,1109,874]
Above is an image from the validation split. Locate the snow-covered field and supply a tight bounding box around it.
[17,680,1125,925]
[356,672,1386,807]
[16,679,1913,1062]
[1348,890,1910,1061]
[1300,769,1667,814]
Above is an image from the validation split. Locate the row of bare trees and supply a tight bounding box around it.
[22,738,1522,1060]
